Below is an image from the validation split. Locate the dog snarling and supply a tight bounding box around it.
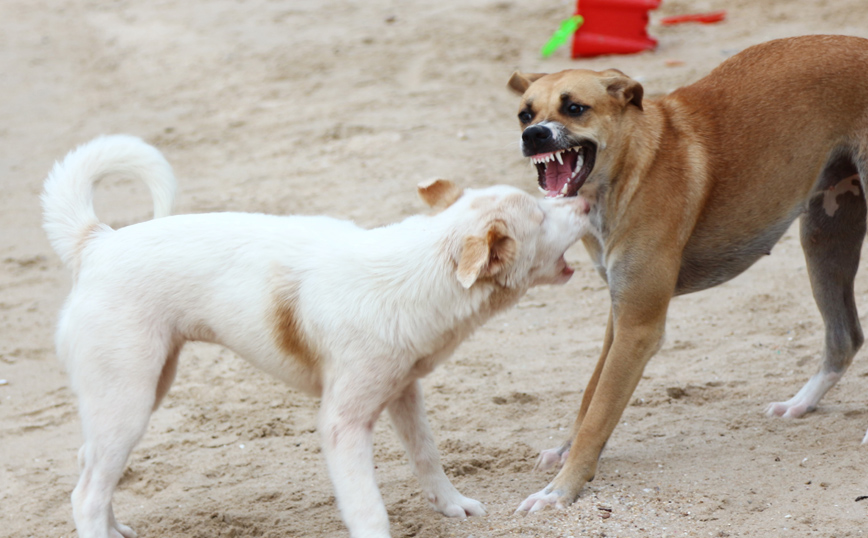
[530,143,596,198]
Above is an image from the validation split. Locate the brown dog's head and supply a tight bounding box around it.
[507,69,643,198]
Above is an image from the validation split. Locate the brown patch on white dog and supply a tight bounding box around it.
[272,277,319,372]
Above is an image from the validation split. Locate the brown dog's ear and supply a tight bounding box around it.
[456,220,517,288]
[603,69,644,111]
[418,179,463,209]
[507,71,547,95]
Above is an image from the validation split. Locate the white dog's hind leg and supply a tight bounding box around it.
[67,332,170,538]
[319,378,391,538]
[73,393,152,538]
[387,380,485,518]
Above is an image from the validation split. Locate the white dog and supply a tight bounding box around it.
[41,135,590,538]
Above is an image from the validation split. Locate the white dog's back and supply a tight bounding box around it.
[64,209,466,394]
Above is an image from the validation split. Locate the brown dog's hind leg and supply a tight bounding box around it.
[767,153,866,418]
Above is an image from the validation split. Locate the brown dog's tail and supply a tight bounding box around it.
[41,135,176,272]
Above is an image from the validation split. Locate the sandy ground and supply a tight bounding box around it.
[2,0,868,536]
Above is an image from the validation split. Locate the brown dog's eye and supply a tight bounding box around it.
[565,103,588,117]
[518,110,533,124]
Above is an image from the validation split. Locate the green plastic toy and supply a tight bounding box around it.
[541,15,584,58]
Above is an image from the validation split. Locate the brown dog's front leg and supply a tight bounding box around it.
[518,292,669,512]
[535,309,614,472]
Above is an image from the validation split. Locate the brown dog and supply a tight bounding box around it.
[507,34,868,511]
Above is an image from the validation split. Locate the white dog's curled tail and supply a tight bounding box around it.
[41,135,176,270]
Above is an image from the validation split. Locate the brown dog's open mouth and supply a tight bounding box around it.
[530,143,596,198]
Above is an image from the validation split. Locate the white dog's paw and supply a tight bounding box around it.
[514,486,565,514]
[114,522,138,538]
[106,523,137,538]
[765,399,813,419]
[534,447,569,472]
[109,512,137,538]
[428,490,486,518]
[862,428,868,445]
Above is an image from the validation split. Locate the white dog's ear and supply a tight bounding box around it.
[418,179,463,209]
[507,71,547,95]
[457,220,517,288]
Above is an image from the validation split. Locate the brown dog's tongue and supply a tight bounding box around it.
[545,159,573,194]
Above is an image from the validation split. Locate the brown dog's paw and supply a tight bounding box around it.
[533,447,568,472]
[514,486,568,514]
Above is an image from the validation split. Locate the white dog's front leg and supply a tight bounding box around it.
[387,380,486,518]
[320,387,390,538]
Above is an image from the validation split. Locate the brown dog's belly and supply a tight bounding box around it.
[675,206,803,295]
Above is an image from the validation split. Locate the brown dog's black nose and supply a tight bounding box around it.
[522,125,553,155]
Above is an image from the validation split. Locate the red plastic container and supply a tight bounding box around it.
[571,0,661,58]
